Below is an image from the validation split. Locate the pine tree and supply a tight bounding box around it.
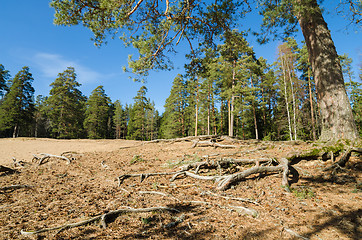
[127,86,150,140]
[113,100,128,139]
[161,75,188,139]
[348,66,362,136]
[34,95,50,138]
[296,43,319,140]
[145,101,159,140]
[84,85,111,139]
[0,66,35,137]
[0,64,10,100]
[52,0,361,141]
[46,67,86,139]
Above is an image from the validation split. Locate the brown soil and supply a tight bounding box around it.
[0,138,361,239]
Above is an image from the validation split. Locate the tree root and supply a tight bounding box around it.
[191,140,236,149]
[323,147,362,171]
[0,184,33,193]
[118,170,184,186]
[20,206,179,236]
[137,191,258,216]
[0,165,17,174]
[33,153,73,165]
[119,157,295,191]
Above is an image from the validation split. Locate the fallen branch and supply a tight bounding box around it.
[21,206,179,236]
[203,191,259,205]
[118,170,184,186]
[283,227,309,240]
[33,153,72,165]
[0,165,17,174]
[191,140,236,149]
[0,184,33,193]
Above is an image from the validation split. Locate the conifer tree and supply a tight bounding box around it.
[145,101,159,140]
[296,43,319,140]
[161,74,188,139]
[46,67,86,139]
[0,64,10,100]
[113,100,128,139]
[0,66,35,137]
[127,86,150,140]
[52,0,361,141]
[84,85,111,139]
[34,95,50,138]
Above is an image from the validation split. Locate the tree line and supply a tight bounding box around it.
[0,38,361,140]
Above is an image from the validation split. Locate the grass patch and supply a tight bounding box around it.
[291,186,315,199]
[130,155,145,164]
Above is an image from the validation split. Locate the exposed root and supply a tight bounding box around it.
[118,170,184,186]
[137,191,258,216]
[33,153,73,165]
[202,190,259,205]
[0,165,17,174]
[323,147,362,171]
[118,151,297,191]
[191,140,236,149]
[0,184,33,193]
[20,206,179,236]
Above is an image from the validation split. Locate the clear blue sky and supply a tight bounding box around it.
[1,1,361,113]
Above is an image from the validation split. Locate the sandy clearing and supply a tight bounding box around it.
[0,138,140,165]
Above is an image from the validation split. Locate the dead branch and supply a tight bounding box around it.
[0,184,33,193]
[33,153,71,165]
[191,140,236,149]
[151,135,222,144]
[202,191,259,205]
[12,158,30,168]
[0,165,17,174]
[283,227,310,240]
[20,206,179,236]
[118,170,184,186]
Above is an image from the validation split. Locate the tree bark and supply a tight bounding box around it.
[296,0,359,141]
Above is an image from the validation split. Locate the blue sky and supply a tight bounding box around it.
[0,1,361,113]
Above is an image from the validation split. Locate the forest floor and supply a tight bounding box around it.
[0,138,361,240]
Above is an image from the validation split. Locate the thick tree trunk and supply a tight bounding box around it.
[297,0,358,141]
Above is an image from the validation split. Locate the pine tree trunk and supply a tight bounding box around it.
[195,79,199,136]
[286,60,297,140]
[281,54,293,140]
[308,67,317,141]
[13,124,18,138]
[207,83,211,135]
[250,75,259,140]
[297,0,358,141]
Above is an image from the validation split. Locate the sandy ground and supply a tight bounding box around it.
[0,138,138,165]
[0,138,361,239]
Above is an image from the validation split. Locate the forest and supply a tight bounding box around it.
[0,37,361,141]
